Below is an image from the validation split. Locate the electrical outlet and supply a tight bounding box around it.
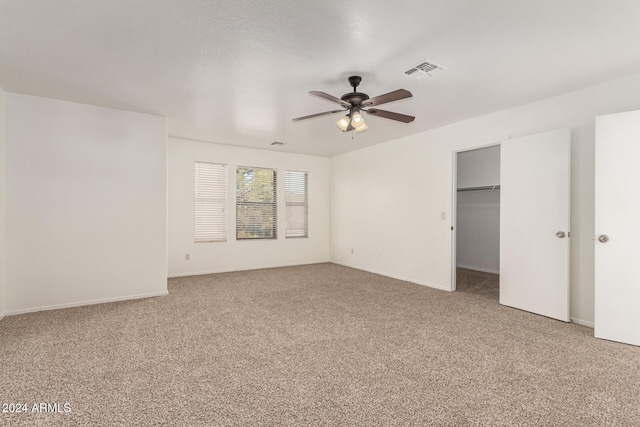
[185,253,190,261]
[351,248,354,254]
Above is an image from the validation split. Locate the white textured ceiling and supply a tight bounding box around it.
[1,1,640,157]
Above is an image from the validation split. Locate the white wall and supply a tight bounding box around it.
[168,138,330,277]
[456,190,500,273]
[0,85,6,319]
[455,146,501,274]
[5,94,168,314]
[331,72,640,326]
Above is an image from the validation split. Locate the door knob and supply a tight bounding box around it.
[598,235,610,243]
[556,231,566,238]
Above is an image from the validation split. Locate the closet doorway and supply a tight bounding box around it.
[453,145,500,300]
[450,129,570,320]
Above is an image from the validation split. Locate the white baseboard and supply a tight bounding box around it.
[168,260,331,278]
[570,317,594,328]
[5,290,169,317]
[330,261,450,292]
[456,265,500,275]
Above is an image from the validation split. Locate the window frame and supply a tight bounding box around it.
[285,170,309,239]
[194,161,228,243]
[235,166,278,240]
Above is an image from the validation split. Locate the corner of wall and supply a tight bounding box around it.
[0,85,7,319]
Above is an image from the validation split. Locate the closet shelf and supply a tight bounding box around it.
[457,185,501,192]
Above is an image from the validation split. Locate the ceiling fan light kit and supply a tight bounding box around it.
[336,116,350,131]
[350,110,367,133]
[354,122,368,133]
[293,75,415,133]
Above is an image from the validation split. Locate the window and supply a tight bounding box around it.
[236,166,277,240]
[194,162,227,242]
[285,171,309,238]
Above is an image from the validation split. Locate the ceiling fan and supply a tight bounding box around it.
[292,76,414,133]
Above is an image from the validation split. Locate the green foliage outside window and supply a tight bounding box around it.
[236,167,277,239]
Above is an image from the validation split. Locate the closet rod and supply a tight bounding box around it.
[457,185,501,192]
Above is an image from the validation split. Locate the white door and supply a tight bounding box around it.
[595,110,640,346]
[500,128,571,321]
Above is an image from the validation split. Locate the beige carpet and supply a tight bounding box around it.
[456,268,499,300]
[1,263,639,426]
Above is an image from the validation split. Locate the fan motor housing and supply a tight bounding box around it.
[341,92,369,106]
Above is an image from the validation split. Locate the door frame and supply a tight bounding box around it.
[450,140,503,291]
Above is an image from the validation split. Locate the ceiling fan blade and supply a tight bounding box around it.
[365,108,415,123]
[292,109,346,122]
[309,91,351,108]
[362,89,412,107]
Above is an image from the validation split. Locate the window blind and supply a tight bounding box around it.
[195,162,227,242]
[285,170,309,238]
[236,166,277,240]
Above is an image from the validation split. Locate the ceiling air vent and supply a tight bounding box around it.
[403,59,447,79]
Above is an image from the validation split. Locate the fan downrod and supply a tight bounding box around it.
[348,76,362,90]
[342,76,369,105]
